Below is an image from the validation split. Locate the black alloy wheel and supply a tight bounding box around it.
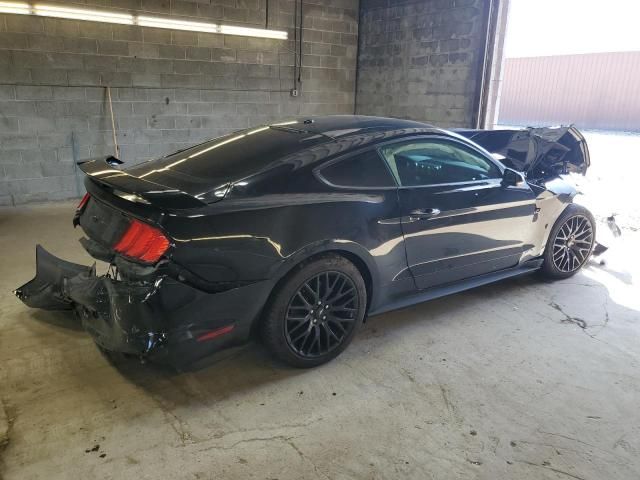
[285,271,358,358]
[262,254,367,367]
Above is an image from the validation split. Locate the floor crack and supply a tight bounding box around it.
[514,459,587,480]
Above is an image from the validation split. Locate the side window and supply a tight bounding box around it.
[320,150,395,188]
[379,139,501,187]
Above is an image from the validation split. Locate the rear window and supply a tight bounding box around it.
[319,150,395,188]
[124,125,329,186]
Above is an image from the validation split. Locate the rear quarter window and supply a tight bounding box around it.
[319,150,396,188]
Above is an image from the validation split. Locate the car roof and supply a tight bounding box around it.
[286,115,434,138]
[123,116,445,199]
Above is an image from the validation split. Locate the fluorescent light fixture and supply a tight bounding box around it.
[34,4,134,24]
[138,15,287,39]
[220,25,287,40]
[2,3,287,39]
[0,1,30,15]
[137,15,218,34]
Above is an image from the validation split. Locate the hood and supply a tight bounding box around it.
[455,126,590,183]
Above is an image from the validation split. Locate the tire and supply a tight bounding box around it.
[540,204,596,279]
[262,254,367,368]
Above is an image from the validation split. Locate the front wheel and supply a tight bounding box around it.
[541,204,596,279]
[261,254,367,368]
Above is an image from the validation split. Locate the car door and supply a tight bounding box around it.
[378,135,538,290]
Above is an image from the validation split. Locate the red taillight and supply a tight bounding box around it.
[113,219,170,264]
[77,193,90,211]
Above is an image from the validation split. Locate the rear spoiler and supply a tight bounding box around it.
[78,156,207,209]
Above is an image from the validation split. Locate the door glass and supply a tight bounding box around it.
[379,140,501,186]
[320,150,395,188]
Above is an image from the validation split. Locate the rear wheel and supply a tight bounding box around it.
[541,204,595,279]
[262,254,367,368]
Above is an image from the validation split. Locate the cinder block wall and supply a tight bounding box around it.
[0,0,358,205]
[356,0,489,128]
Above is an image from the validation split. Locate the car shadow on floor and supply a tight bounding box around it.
[22,256,638,413]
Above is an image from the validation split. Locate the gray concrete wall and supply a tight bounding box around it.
[0,0,358,205]
[355,0,490,128]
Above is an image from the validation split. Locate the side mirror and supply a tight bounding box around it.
[501,168,526,187]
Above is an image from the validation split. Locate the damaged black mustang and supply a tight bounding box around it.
[16,116,595,368]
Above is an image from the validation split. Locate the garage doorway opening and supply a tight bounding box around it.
[493,0,640,233]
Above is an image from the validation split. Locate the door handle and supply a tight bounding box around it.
[409,208,441,220]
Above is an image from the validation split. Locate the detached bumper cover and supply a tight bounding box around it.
[15,245,270,366]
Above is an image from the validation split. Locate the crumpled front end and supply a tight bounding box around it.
[455,125,590,184]
[15,245,269,366]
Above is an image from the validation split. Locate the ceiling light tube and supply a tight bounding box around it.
[3,4,287,40]
[220,24,287,40]
[0,1,30,15]
[34,4,134,24]
[137,15,219,34]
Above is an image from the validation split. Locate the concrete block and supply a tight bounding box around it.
[160,73,203,88]
[175,116,202,129]
[174,89,200,102]
[43,18,80,37]
[78,22,113,40]
[148,115,176,129]
[172,31,198,46]
[112,25,144,42]
[30,69,68,86]
[0,67,31,84]
[27,34,65,51]
[197,33,224,48]
[237,50,279,65]
[211,48,236,62]
[5,15,44,33]
[131,73,162,87]
[67,70,101,86]
[36,101,70,117]
[0,32,28,49]
[0,86,15,100]
[0,101,36,115]
[187,47,211,61]
[115,88,148,101]
[143,27,172,44]
[170,0,199,16]
[15,86,53,100]
[83,55,119,71]
[141,0,170,14]
[187,103,212,114]
[62,37,98,54]
[159,45,187,59]
[97,40,130,56]
[129,43,160,58]
[100,72,133,87]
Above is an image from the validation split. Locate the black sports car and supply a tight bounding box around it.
[15,116,595,368]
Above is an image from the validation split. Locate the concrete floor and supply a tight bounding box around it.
[1,201,639,480]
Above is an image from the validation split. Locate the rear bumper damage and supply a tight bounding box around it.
[15,245,270,366]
